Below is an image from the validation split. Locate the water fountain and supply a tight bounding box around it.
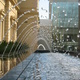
[0,0,79,79]
[0,0,40,77]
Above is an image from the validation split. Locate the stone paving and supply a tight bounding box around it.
[1,53,80,80]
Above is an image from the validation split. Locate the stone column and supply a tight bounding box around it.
[7,58,10,71]
[0,59,1,71]
[0,14,2,41]
[14,23,17,41]
[5,0,10,42]
[2,60,4,74]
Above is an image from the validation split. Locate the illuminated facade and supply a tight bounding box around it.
[52,2,79,51]
[0,0,19,42]
[0,0,39,77]
[18,0,39,54]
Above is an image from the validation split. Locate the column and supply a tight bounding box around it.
[7,58,10,71]
[14,23,17,41]
[0,14,2,41]
[5,0,10,42]
[0,59,1,71]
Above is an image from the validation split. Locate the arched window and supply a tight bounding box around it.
[10,16,17,42]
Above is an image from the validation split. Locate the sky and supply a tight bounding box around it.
[39,0,49,19]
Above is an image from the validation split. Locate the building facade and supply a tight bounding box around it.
[0,0,39,77]
[0,0,19,77]
[18,0,39,54]
[52,2,79,52]
[0,0,19,42]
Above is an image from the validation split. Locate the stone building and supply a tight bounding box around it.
[0,0,39,77]
[0,0,19,77]
[0,0,19,42]
[18,0,39,54]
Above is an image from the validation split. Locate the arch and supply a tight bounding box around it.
[37,44,46,50]
[38,37,51,51]
[30,37,51,52]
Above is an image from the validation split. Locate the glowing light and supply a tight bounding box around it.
[63,10,65,12]
[57,6,60,9]
[70,18,72,20]
[67,35,69,38]
[68,20,70,22]
[66,28,69,31]
[50,3,52,5]
[77,35,80,38]
[65,14,67,16]
[61,26,63,27]
[78,2,80,6]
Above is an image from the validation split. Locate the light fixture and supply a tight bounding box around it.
[68,20,70,22]
[79,30,80,33]
[50,3,52,5]
[77,35,80,38]
[63,10,65,12]
[65,14,67,16]
[61,26,63,27]
[66,28,69,31]
[67,35,69,38]
[57,6,60,9]
[52,14,54,16]
[78,1,80,6]
[55,26,56,28]
[74,23,77,25]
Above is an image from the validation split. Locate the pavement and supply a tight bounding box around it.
[1,53,80,80]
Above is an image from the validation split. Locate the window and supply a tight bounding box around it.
[0,15,4,41]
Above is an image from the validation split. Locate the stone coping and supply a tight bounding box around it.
[0,53,35,80]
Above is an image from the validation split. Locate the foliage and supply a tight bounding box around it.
[0,41,29,55]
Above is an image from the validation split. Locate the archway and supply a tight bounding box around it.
[37,44,46,50]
